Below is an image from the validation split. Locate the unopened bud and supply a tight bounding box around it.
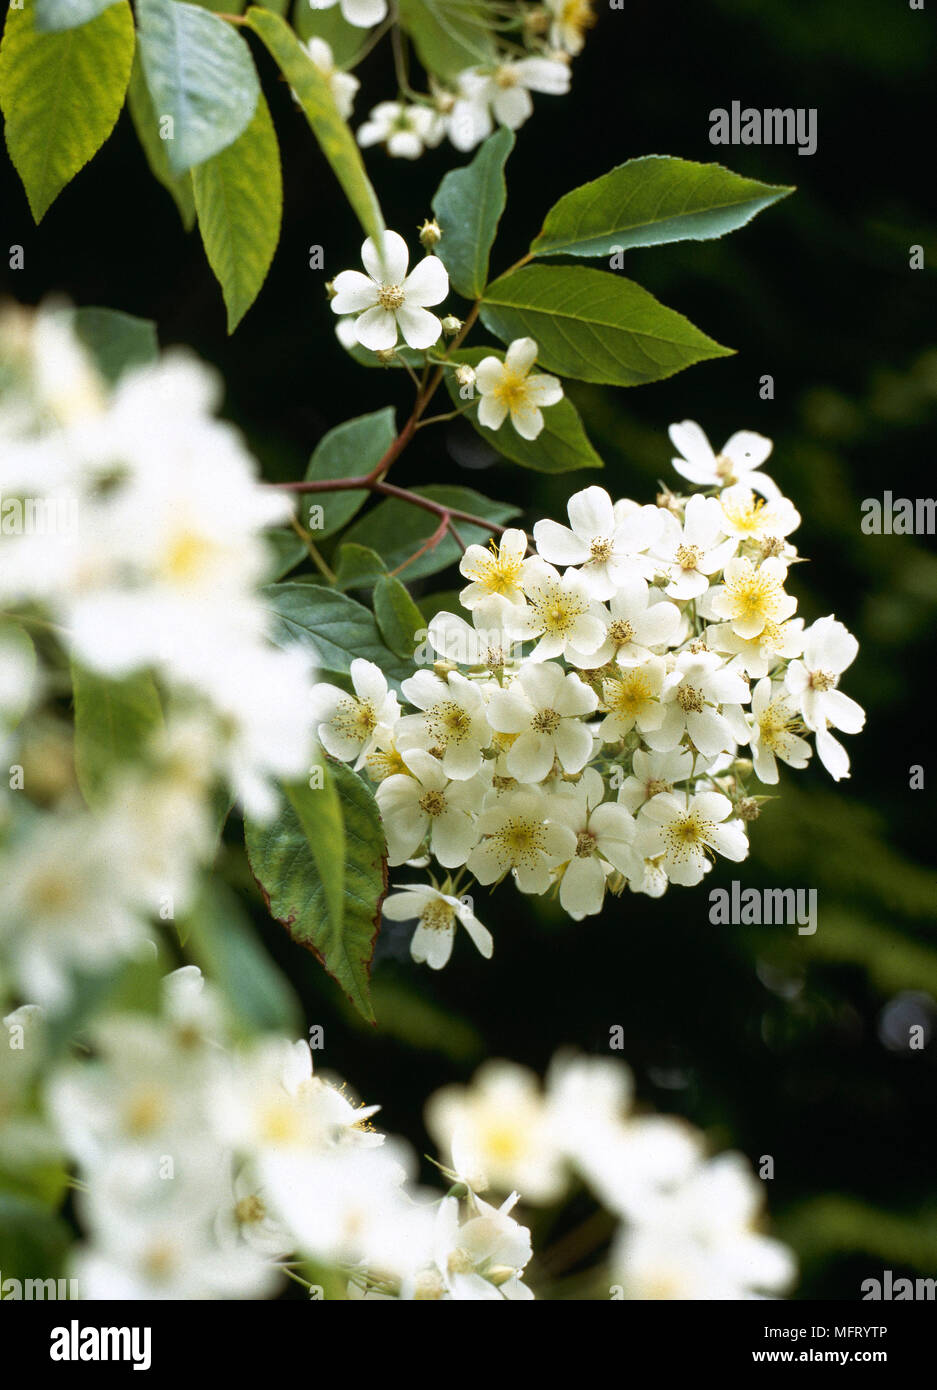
[324,279,336,301]
[433,659,458,677]
[442,315,463,337]
[419,218,442,250]
[374,348,396,364]
[454,363,475,387]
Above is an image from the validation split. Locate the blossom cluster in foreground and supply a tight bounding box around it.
[0,307,315,1007]
[312,421,865,968]
[3,969,794,1300]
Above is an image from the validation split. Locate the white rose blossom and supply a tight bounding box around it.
[330,229,449,351]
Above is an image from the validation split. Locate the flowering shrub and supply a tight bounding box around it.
[310,432,864,965]
[0,0,865,1304]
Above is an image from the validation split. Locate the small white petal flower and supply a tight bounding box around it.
[375,749,488,867]
[310,657,399,766]
[383,882,492,970]
[474,338,563,440]
[569,576,681,668]
[356,99,442,158]
[705,555,797,641]
[397,669,491,780]
[544,0,596,55]
[639,790,749,887]
[458,528,531,609]
[748,677,812,784]
[652,493,738,600]
[550,769,636,919]
[468,787,576,894]
[645,650,750,758]
[302,37,360,120]
[668,419,779,498]
[330,229,448,351]
[486,661,597,782]
[514,558,606,660]
[534,488,665,599]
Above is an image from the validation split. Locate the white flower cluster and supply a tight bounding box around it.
[353,0,590,158]
[312,420,865,967]
[429,1052,796,1300]
[8,968,791,1300]
[0,307,316,1006]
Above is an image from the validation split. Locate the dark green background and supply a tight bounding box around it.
[2,0,935,1298]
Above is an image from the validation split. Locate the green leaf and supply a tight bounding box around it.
[446,345,603,473]
[303,407,396,539]
[0,624,37,731]
[65,305,158,383]
[342,485,521,580]
[183,878,302,1035]
[71,663,163,806]
[126,52,195,230]
[193,89,282,331]
[265,527,307,581]
[374,575,424,659]
[531,156,794,260]
[432,127,513,299]
[481,265,733,387]
[245,761,386,1022]
[245,6,384,246]
[34,0,121,31]
[0,1192,71,1283]
[293,0,360,63]
[334,542,387,591]
[284,768,344,944]
[0,0,135,222]
[136,0,260,176]
[397,0,494,79]
[262,582,412,682]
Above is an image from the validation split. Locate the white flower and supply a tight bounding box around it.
[534,487,665,600]
[638,791,748,886]
[785,616,864,780]
[330,230,448,351]
[748,678,812,784]
[458,528,530,609]
[515,558,606,660]
[375,750,487,867]
[426,1061,567,1203]
[214,1163,294,1259]
[430,1192,533,1300]
[382,883,492,969]
[544,0,595,55]
[356,100,442,159]
[646,650,750,758]
[599,656,666,743]
[486,661,597,782]
[427,595,521,672]
[611,1153,796,1300]
[446,59,571,150]
[397,668,491,779]
[308,0,387,30]
[616,746,696,814]
[669,419,779,498]
[653,493,738,600]
[468,788,576,894]
[550,769,637,918]
[718,483,800,545]
[705,555,797,640]
[571,577,681,668]
[703,617,805,679]
[310,657,399,767]
[303,37,359,120]
[474,338,563,440]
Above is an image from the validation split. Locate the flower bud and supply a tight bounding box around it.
[374,348,397,364]
[324,279,336,301]
[442,315,463,337]
[454,363,475,387]
[419,218,442,250]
